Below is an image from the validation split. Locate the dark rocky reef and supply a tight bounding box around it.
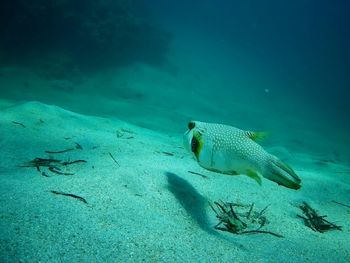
[0,0,170,71]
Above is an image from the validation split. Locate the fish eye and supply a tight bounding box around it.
[188,121,195,130]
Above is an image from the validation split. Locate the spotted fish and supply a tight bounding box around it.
[183,121,301,190]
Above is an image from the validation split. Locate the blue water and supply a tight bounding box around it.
[1,1,349,155]
[0,1,349,262]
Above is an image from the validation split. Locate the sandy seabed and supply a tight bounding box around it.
[0,101,349,262]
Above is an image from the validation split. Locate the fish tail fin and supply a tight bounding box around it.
[263,155,301,190]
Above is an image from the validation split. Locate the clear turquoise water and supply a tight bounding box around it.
[0,1,349,261]
[0,0,348,161]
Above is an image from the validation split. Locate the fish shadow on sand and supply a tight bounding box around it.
[165,172,247,249]
[165,172,217,235]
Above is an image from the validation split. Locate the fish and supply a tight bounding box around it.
[183,121,301,190]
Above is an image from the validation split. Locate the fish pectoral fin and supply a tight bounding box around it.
[246,131,269,142]
[246,169,262,186]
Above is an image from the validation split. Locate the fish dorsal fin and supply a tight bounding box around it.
[246,131,268,142]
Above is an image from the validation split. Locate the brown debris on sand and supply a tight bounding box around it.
[49,190,88,204]
[332,200,350,209]
[297,202,342,233]
[108,152,120,168]
[12,121,26,128]
[188,170,208,179]
[210,200,283,238]
[20,157,86,176]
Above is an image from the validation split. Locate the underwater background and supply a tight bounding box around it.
[1,0,349,156]
[0,0,350,153]
[0,0,349,262]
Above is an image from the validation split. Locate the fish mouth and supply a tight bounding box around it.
[183,120,197,152]
[183,121,205,158]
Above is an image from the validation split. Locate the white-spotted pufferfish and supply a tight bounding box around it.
[183,121,301,190]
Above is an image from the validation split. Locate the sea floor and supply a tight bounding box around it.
[0,101,349,262]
